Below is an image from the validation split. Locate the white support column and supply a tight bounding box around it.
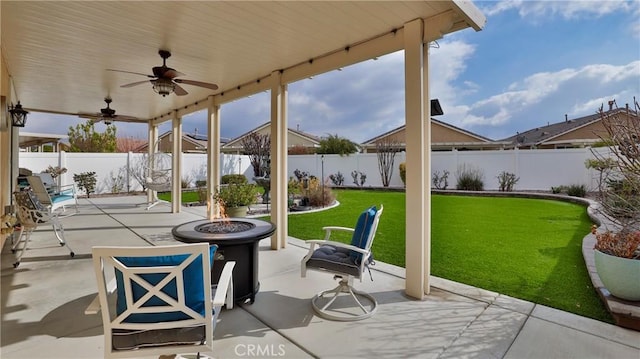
[171,111,182,213]
[422,43,432,295]
[147,123,159,204]
[269,71,288,249]
[404,18,427,299]
[207,96,221,219]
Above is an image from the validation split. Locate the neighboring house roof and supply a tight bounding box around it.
[133,131,230,153]
[360,118,500,151]
[222,122,320,151]
[500,108,638,148]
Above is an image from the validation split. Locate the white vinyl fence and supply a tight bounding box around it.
[20,147,609,195]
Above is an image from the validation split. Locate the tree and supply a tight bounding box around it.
[590,98,640,235]
[241,132,271,177]
[317,134,358,156]
[117,136,146,152]
[375,138,401,187]
[68,121,117,152]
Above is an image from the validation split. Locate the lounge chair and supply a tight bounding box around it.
[12,190,75,268]
[27,174,78,215]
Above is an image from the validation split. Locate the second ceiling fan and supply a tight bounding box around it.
[108,50,219,97]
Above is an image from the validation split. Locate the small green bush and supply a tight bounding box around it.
[456,165,484,191]
[215,183,257,207]
[73,171,97,198]
[566,184,587,197]
[195,180,206,188]
[221,174,248,185]
[432,170,449,190]
[497,171,519,192]
[399,162,406,187]
[551,186,565,194]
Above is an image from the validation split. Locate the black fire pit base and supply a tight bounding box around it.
[172,218,276,304]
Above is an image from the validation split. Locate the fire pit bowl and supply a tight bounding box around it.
[172,218,276,303]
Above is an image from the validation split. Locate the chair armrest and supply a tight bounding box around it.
[54,184,77,196]
[84,278,117,315]
[212,261,235,310]
[322,226,354,240]
[308,239,369,254]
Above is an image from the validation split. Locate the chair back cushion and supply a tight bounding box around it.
[14,190,48,224]
[114,245,216,323]
[349,206,377,262]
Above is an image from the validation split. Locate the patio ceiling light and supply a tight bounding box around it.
[9,101,28,127]
[152,78,176,97]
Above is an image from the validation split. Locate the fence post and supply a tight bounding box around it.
[59,151,67,187]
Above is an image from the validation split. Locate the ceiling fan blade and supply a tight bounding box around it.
[174,79,219,90]
[173,83,189,96]
[107,69,155,78]
[121,80,153,88]
[77,112,100,120]
[113,115,141,123]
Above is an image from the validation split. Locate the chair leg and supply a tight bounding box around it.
[52,219,75,258]
[11,226,25,252]
[311,277,378,321]
[146,199,161,210]
[13,227,34,268]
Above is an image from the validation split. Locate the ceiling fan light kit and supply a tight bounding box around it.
[152,78,176,97]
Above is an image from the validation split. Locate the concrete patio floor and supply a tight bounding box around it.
[1,195,638,359]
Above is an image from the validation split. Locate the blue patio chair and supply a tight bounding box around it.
[86,243,235,359]
[301,205,383,321]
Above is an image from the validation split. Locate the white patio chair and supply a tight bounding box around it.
[12,190,75,268]
[301,205,383,321]
[27,174,78,215]
[86,243,235,359]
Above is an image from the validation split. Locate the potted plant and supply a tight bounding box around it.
[214,183,258,217]
[590,98,640,301]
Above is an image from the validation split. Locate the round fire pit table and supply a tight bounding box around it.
[172,218,276,304]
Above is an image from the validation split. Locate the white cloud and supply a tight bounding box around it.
[454,60,640,138]
[481,0,637,19]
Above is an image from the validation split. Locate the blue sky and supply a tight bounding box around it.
[25,0,640,143]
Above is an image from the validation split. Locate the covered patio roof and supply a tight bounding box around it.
[2,1,483,121]
[1,1,486,300]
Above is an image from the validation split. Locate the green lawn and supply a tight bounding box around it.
[283,189,611,323]
[161,188,611,323]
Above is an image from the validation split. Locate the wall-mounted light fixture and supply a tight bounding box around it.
[9,101,28,127]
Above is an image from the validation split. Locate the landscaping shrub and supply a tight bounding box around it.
[351,170,366,187]
[305,177,335,206]
[73,171,97,198]
[497,171,519,192]
[456,165,484,191]
[329,172,344,186]
[399,162,406,187]
[221,174,248,185]
[432,170,449,190]
[181,176,191,188]
[566,184,587,197]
